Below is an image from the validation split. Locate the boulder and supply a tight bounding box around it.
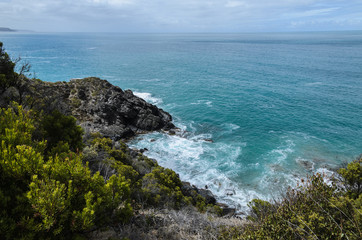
[217,203,236,217]
[198,189,217,205]
[181,181,217,205]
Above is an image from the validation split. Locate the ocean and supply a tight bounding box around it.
[1,31,361,212]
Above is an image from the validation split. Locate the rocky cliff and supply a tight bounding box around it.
[17,77,176,139]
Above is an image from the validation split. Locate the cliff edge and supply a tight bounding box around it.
[4,77,175,139]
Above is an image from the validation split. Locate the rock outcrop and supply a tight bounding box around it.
[20,77,175,139]
[181,181,217,205]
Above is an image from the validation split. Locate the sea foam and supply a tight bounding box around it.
[133,92,163,105]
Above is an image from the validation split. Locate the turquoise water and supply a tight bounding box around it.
[1,32,362,211]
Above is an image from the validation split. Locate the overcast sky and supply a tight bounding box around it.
[1,0,362,32]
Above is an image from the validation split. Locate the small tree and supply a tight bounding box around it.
[0,42,16,93]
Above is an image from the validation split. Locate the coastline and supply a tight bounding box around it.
[0,76,236,217]
[1,39,361,239]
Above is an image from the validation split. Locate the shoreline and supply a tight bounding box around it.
[0,75,236,217]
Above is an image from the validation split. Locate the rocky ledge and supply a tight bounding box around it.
[23,77,176,139]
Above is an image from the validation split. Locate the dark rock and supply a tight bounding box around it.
[181,182,233,216]
[203,138,214,143]
[168,130,176,135]
[225,189,236,196]
[181,182,195,196]
[181,182,217,205]
[217,203,236,217]
[198,189,217,205]
[18,77,175,139]
[150,139,156,142]
[163,122,176,130]
[139,148,148,153]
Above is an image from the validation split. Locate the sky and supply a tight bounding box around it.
[0,0,362,32]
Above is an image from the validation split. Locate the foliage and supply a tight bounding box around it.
[0,41,32,105]
[0,106,132,239]
[0,42,16,93]
[338,157,362,198]
[219,160,362,240]
[84,135,216,213]
[141,166,192,209]
[41,110,84,152]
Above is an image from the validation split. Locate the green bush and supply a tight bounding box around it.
[0,106,132,239]
[41,110,84,152]
[0,42,16,93]
[141,166,191,209]
[338,157,362,198]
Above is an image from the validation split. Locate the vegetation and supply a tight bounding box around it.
[0,105,132,239]
[41,110,84,152]
[1,42,33,103]
[219,158,362,239]
[1,41,361,239]
[0,42,16,93]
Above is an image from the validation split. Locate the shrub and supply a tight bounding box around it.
[338,156,362,198]
[220,163,362,240]
[0,42,16,93]
[41,110,84,152]
[0,106,133,239]
[141,166,191,209]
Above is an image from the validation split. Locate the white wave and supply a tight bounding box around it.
[133,91,163,105]
[191,100,213,107]
[141,78,161,82]
[269,139,295,163]
[22,56,58,59]
[222,123,240,132]
[128,123,336,214]
[260,103,276,109]
[87,47,97,50]
[315,167,336,185]
[305,81,323,86]
[129,130,252,212]
[258,170,300,198]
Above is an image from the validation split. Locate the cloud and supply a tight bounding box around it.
[0,0,361,32]
[225,1,248,8]
[89,0,134,7]
[284,7,339,18]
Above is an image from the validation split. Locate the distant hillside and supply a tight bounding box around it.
[0,27,16,32]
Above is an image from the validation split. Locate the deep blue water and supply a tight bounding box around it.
[1,32,361,211]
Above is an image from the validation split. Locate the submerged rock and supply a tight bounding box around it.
[225,189,236,196]
[296,158,314,171]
